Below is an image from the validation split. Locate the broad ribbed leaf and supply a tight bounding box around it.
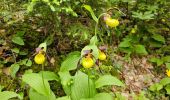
[0,91,22,100]
[39,71,59,81]
[60,51,80,72]
[22,73,51,96]
[29,88,56,100]
[95,75,124,88]
[71,71,96,100]
[58,71,72,95]
[56,96,71,100]
[81,93,113,100]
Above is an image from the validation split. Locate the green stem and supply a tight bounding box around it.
[95,13,109,35]
[94,22,98,36]
[87,69,91,98]
[94,13,108,42]
[41,64,49,98]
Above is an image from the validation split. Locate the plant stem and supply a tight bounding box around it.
[94,13,108,42]
[41,64,49,98]
[87,69,91,98]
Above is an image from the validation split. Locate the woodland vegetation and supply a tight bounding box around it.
[0,0,170,100]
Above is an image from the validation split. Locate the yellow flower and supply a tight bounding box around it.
[166,69,170,77]
[81,57,94,69]
[105,18,119,27]
[131,28,136,34]
[98,51,106,61]
[34,53,45,64]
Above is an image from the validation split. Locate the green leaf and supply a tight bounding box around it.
[166,63,170,69]
[56,96,71,100]
[0,91,22,100]
[0,85,4,92]
[16,31,25,37]
[95,75,124,88]
[81,45,99,59]
[82,5,98,23]
[29,88,56,100]
[149,83,163,91]
[60,51,81,72]
[163,56,170,62]
[58,71,72,95]
[119,40,131,48]
[119,47,132,54]
[19,50,28,55]
[134,45,148,55]
[149,57,163,66]
[165,85,170,94]
[19,59,30,65]
[12,36,24,45]
[160,77,170,86]
[149,40,162,48]
[49,5,55,11]
[27,2,36,12]
[39,71,59,81]
[152,34,165,44]
[90,36,98,45]
[81,93,113,100]
[71,71,96,100]
[22,73,51,96]
[132,11,154,20]
[10,64,20,78]
[11,48,20,53]
[26,59,32,67]
[149,57,159,63]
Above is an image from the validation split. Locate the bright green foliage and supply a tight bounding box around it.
[160,77,170,86]
[150,56,170,67]
[29,88,56,100]
[0,91,22,100]
[22,73,51,96]
[71,71,96,100]
[152,34,165,44]
[60,51,81,72]
[95,75,124,88]
[56,96,71,100]
[39,71,59,81]
[0,0,170,99]
[81,93,113,100]
[165,85,170,94]
[83,5,98,23]
[10,63,20,78]
[12,36,24,45]
[11,48,20,53]
[58,71,72,95]
[149,83,163,92]
[132,11,155,20]
[134,45,148,55]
